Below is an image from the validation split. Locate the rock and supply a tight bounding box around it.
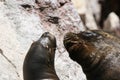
[0,49,20,80]
[71,0,87,14]
[86,0,101,23]
[104,12,120,37]
[71,0,99,30]
[0,0,86,80]
[99,0,120,28]
[85,11,98,30]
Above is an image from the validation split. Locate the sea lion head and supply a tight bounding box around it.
[39,32,56,48]
[64,30,120,70]
[38,32,57,66]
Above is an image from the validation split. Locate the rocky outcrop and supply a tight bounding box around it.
[99,0,120,28]
[104,12,120,37]
[0,0,86,80]
[71,0,99,30]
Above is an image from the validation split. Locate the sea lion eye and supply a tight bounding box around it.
[80,31,101,41]
[82,31,98,37]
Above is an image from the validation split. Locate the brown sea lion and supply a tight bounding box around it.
[23,32,59,80]
[64,30,120,80]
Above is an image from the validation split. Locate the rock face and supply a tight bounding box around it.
[99,0,120,28]
[64,30,120,80]
[104,12,120,37]
[71,0,100,30]
[0,0,86,80]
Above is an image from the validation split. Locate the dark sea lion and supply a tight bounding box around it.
[23,32,59,80]
[64,30,120,80]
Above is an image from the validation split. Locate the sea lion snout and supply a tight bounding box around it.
[64,32,83,50]
[64,32,78,41]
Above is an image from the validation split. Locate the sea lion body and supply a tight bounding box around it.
[23,32,59,80]
[64,30,120,80]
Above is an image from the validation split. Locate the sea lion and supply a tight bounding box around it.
[23,32,59,80]
[64,30,120,80]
